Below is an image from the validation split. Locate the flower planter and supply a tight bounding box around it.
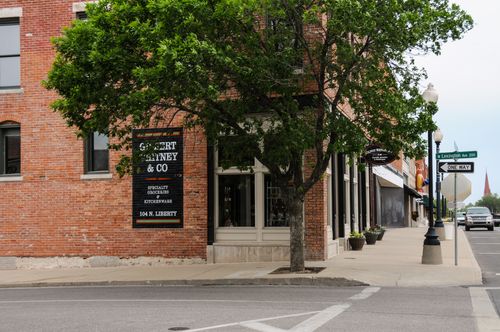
[376,229,385,241]
[364,232,378,245]
[348,237,365,251]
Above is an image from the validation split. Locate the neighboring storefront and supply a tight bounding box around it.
[372,165,405,228]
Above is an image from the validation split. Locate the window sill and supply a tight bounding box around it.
[80,173,112,180]
[0,175,23,182]
[0,88,23,95]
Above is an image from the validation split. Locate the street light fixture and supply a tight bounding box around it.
[433,128,446,239]
[421,83,443,265]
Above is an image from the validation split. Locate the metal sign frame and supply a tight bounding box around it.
[436,151,477,160]
[132,127,184,228]
[438,162,474,173]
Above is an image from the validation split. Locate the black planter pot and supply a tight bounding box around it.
[348,237,365,251]
[377,230,385,241]
[364,232,378,245]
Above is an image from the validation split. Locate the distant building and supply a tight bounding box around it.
[484,172,491,197]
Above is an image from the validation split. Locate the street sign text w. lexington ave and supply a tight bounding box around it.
[436,151,477,160]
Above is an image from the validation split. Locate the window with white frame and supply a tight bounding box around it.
[214,147,291,231]
[0,17,20,89]
[264,175,288,227]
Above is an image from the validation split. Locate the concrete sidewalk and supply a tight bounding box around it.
[0,226,482,288]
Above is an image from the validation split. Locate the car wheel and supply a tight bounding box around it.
[489,226,494,231]
[465,226,470,231]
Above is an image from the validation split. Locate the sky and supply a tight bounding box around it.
[414,0,500,203]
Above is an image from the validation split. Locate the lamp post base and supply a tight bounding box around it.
[422,227,442,265]
[434,222,447,241]
[422,244,443,264]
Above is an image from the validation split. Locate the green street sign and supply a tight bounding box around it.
[436,151,477,160]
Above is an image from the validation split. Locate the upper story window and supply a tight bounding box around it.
[266,16,304,69]
[76,11,87,20]
[85,132,109,173]
[0,17,20,89]
[0,123,20,175]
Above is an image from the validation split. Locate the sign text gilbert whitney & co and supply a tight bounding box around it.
[132,128,183,228]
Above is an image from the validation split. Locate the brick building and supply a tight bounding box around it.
[0,1,415,268]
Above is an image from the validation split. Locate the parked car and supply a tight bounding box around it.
[465,207,494,231]
[456,211,466,226]
[493,214,500,227]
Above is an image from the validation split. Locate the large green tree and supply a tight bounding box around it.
[475,194,500,214]
[45,0,472,271]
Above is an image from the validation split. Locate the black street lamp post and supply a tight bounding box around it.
[421,84,442,265]
[434,128,445,240]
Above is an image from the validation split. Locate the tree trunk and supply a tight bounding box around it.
[286,193,305,272]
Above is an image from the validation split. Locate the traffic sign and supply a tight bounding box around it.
[436,151,477,160]
[441,174,471,202]
[438,162,474,173]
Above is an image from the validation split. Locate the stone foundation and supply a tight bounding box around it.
[0,256,206,270]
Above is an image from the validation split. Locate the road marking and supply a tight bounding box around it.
[496,273,500,276]
[187,286,375,332]
[469,287,500,332]
[240,321,287,332]
[0,299,336,305]
[186,311,320,332]
[289,304,350,331]
[348,287,380,300]
[474,243,500,245]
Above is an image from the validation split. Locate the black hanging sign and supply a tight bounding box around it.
[132,128,183,228]
[364,144,396,165]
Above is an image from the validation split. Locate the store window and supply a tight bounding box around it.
[214,144,293,231]
[0,17,20,89]
[264,175,288,227]
[84,132,109,173]
[0,123,20,175]
[218,175,255,227]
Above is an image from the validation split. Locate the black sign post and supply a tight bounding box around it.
[132,128,183,228]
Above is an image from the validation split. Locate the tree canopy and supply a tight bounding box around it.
[45,0,473,271]
[475,194,500,214]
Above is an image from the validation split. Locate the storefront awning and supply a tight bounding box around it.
[404,184,422,198]
[373,165,403,188]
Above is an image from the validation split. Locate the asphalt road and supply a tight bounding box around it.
[465,226,500,286]
[0,285,475,332]
[465,225,500,327]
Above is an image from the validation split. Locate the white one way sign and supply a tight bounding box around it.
[438,162,474,173]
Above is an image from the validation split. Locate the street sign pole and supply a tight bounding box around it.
[454,160,458,266]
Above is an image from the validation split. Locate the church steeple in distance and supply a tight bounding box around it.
[484,171,492,197]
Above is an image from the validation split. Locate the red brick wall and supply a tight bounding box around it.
[0,1,207,259]
[303,150,328,260]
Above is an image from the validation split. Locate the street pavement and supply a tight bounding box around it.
[0,225,498,331]
[0,226,483,288]
[465,227,500,332]
[0,285,476,332]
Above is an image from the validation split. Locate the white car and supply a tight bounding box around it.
[456,211,466,226]
[465,207,494,231]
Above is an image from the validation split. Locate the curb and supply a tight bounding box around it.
[0,277,369,289]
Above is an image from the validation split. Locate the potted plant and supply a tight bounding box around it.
[348,231,365,251]
[364,229,379,245]
[374,225,386,241]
